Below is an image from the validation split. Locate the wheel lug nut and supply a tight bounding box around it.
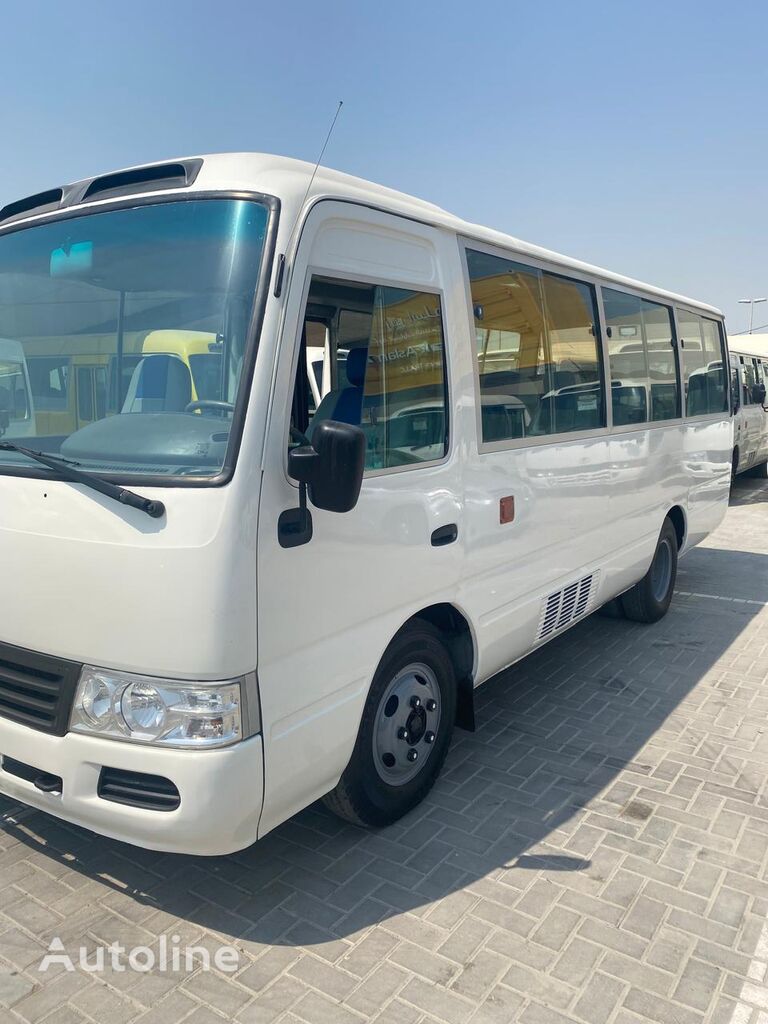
[424,731,435,744]
[397,727,409,741]
[407,749,418,762]
[410,696,422,709]
[426,699,437,712]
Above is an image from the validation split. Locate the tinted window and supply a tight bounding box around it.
[291,276,448,471]
[361,287,447,468]
[643,300,679,420]
[27,356,69,411]
[741,356,757,403]
[602,289,679,425]
[0,360,29,420]
[77,367,93,421]
[741,356,767,404]
[603,290,647,425]
[677,310,727,415]
[0,199,269,479]
[467,250,604,440]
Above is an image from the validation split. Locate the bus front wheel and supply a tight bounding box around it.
[620,518,678,624]
[323,623,457,828]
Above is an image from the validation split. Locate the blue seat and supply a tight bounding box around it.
[309,346,368,435]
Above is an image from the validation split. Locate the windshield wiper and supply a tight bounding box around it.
[0,442,165,519]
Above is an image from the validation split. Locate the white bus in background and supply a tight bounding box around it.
[0,154,732,854]
[0,338,35,439]
[729,343,768,479]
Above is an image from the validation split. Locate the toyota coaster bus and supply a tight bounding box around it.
[729,343,768,479]
[0,154,732,854]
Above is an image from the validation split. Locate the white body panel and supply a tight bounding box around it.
[0,153,732,853]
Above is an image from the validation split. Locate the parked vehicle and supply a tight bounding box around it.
[0,154,733,854]
[0,338,35,439]
[729,346,768,478]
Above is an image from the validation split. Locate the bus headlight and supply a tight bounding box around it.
[70,666,244,748]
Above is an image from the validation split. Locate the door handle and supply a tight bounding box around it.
[431,524,458,547]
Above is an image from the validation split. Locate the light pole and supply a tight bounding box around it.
[739,297,767,333]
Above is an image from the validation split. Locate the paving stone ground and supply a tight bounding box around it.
[0,476,767,1024]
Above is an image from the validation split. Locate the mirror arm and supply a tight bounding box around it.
[298,478,309,528]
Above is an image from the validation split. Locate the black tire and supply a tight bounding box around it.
[323,622,457,828]
[620,518,678,624]
[731,449,740,490]
[746,459,768,479]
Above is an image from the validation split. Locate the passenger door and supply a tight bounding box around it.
[256,204,466,835]
[737,355,764,469]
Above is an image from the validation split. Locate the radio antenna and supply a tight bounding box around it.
[274,100,344,297]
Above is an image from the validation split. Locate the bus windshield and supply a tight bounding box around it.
[0,198,270,479]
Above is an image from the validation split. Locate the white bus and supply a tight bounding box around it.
[0,155,732,854]
[729,345,768,478]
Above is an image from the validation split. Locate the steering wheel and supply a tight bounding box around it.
[185,400,235,416]
[290,426,312,446]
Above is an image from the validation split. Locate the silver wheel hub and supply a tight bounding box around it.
[373,663,441,785]
[650,538,673,602]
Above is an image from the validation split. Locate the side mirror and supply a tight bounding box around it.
[752,382,767,406]
[288,419,365,513]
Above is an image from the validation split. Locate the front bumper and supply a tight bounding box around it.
[0,715,264,856]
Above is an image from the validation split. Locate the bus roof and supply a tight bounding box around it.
[727,333,768,358]
[1,152,723,318]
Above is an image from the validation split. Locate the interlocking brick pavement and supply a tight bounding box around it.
[0,476,767,1024]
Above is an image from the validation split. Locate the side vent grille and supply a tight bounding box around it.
[537,572,599,642]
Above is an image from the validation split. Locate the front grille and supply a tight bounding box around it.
[0,641,82,735]
[98,767,181,812]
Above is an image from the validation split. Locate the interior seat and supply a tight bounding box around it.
[309,346,368,435]
[122,354,192,414]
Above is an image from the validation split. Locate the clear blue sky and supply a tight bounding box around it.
[1,0,765,333]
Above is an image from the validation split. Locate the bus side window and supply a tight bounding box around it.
[677,311,728,415]
[466,248,604,441]
[602,292,679,425]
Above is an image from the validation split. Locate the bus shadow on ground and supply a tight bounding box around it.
[730,475,768,507]
[1,541,767,953]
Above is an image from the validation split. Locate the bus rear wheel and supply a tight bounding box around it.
[323,623,457,828]
[620,518,678,624]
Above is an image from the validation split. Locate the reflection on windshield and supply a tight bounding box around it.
[0,361,28,420]
[0,199,269,478]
